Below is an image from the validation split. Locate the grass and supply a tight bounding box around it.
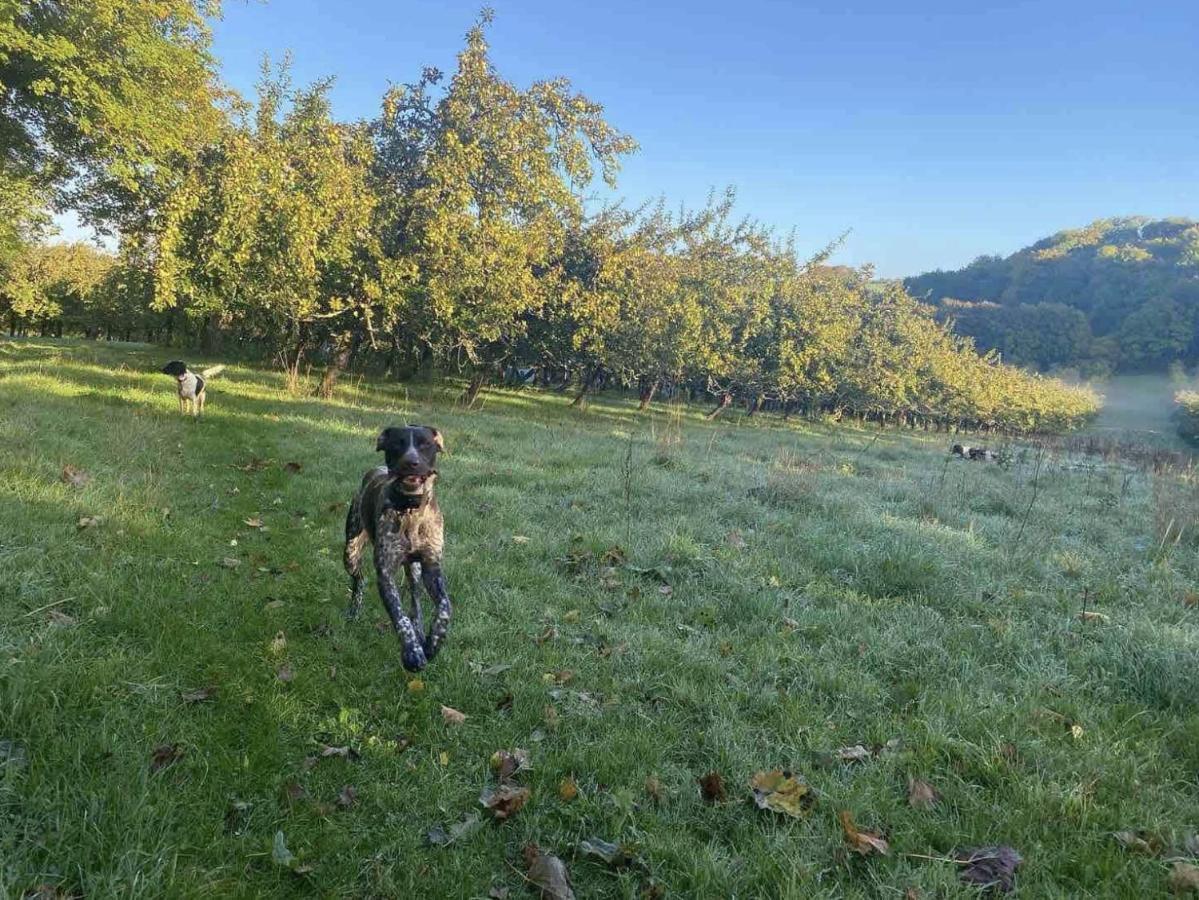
[2,337,1199,898]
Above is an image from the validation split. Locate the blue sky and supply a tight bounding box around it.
[64,0,1199,277]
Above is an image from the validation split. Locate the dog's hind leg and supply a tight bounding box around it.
[343,504,368,620]
[197,390,205,415]
[419,560,452,662]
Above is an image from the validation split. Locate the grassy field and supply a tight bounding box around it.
[2,338,1199,899]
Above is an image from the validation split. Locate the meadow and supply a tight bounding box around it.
[2,338,1199,898]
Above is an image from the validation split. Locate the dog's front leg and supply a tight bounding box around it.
[375,541,428,672]
[420,561,452,661]
[404,561,424,637]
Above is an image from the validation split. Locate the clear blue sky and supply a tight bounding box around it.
[65,0,1199,278]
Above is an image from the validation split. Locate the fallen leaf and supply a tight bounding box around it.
[276,664,294,683]
[224,800,252,834]
[1172,862,1199,894]
[336,785,356,809]
[181,686,217,704]
[480,784,531,820]
[61,465,90,488]
[558,777,579,801]
[563,609,581,623]
[524,845,575,900]
[495,692,514,712]
[579,837,636,868]
[489,748,531,780]
[535,625,559,645]
[438,750,450,766]
[954,846,1022,893]
[1070,723,1084,740]
[281,781,307,803]
[725,529,747,549]
[441,705,467,726]
[284,461,303,473]
[480,663,513,677]
[839,810,889,856]
[749,769,814,817]
[149,743,184,774]
[76,515,101,529]
[644,775,665,804]
[1184,592,1199,609]
[836,744,873,763]
[272,830,295,868]
[658,584,673,596]
[1077,610,1110,624]
[219,557,241,569]
[512,534,530,544]
[427,811,484,847]
[699,771,727,803]
[269,631,287,654]
[318,744,361,762]
[907,777,940,809]
[601,545,626,565]
[243,517,264,529]
[47,608,76,626]
[407,678,425,693]
[1113,830,1161,855]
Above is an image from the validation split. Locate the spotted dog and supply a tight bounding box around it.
[161,360,224,416]
[344,425,451,672]
[951,443,996,461]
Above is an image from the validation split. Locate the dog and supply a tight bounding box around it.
[951,443,996,461]
[343,425,451,672]
[161,361,224,415]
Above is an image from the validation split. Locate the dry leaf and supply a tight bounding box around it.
[1171,862,1199,894]
[563,609,581,623]
[579,837,637,868]
[47,608,76,626]
[954,846,1022,893]
[535,625,559,645]
[489,748,531,780]
[243,517,264,529]
[149,743,184,773]
[1113,830,1161,855]
[407,678,425,693]
[512,535,530,544]
[336,785,357,809]
[219,557,241,569]
[284,461,303,473]
[438,750,450,766]
[749,769,815,817]
[269,631,287,654]
[836,744,873,763]
[61,465,90,488]
[479,784,531,820]
[658,584,673,596]
[524,845,575,900]
[276,664,294,683]
[698,771,727,803]
[318,744,361,762]
[558,777,579,801]
[427,812,483,846]
[77,515,101,529]
[907,777,940,809]
[181,686,217,704]
[1184,592,1199,609]
[1070,723,1084,740]
[1077,610,1110,624]
[839,810,889,855]
[441,705,467,726]
[281,781,307,803]
[725,529,747,549]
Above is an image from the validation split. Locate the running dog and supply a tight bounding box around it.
[343,425,451,672]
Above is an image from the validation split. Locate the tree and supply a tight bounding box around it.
[0,0,225,232]
[371,12,636,404]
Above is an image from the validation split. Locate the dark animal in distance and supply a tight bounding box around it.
[161,360,224,416]
[343,425,451,672]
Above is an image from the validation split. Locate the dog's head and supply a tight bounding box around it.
[951,444,966,457]
[377,425,444,493]
[161,360,189,381]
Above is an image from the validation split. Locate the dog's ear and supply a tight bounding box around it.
[424,426,445,452]
[375,428,394,452]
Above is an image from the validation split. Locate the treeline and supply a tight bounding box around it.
[906,217,1199,375]
[1,4,1098,433]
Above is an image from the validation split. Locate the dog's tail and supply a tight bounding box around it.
[201,364,226,379]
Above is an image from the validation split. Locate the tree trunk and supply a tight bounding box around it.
[571,367,596,407]
[461,371,488,407]
[705,392,733,420]
[317,331,361,399]
[638,377,659,411]
[747,393,765,416]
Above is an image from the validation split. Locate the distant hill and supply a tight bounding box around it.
[904,217,1199,375]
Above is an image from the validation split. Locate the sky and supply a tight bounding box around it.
[60,0,1199,277]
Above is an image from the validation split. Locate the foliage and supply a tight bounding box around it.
[906,217,1199,374]
[1175,391,1199,444]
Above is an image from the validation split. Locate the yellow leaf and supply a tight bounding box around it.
[749,769,814,818]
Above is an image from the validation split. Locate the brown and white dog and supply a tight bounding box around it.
[343,425,451,672]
